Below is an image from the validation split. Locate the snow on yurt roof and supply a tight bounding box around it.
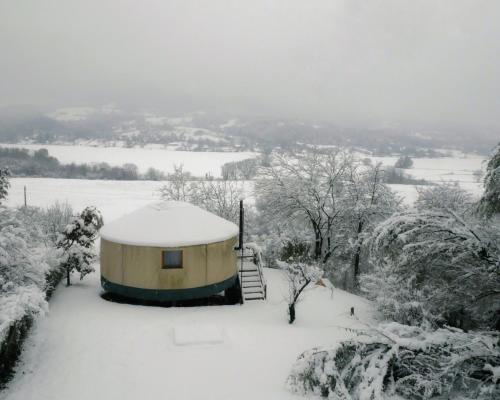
[100,201,239,247]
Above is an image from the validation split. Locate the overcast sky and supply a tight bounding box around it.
[1,0,499,128]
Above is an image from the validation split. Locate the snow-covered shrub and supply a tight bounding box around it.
[0,206,61,340]
[362,210,500,329]
[40,201,74,245]
[56,206,103,286]
[279,238,311,262]
[287,323,500,400]
[279,260,323,324]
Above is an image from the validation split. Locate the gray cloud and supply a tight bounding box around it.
[1,0,499,128]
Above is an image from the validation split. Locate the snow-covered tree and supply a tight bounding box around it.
[478,142,500,218]
[416,182,474,215]
[279,260,323,324]
[255,152,399,289]
[362,210,500,329]
[221,158,258,180]
[56,206,103,286]
[0,167,10,205]
[340,163,400,286]
[255,150,353,262]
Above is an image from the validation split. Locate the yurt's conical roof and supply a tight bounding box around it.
[100,201,239,247]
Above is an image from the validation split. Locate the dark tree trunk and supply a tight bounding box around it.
[288,303,296,324]
[314,229,322,260]
[66,267,71,286]
[352,221,364,287]
[353,251,360,280]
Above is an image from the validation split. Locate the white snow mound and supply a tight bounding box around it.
[99,201,239,247]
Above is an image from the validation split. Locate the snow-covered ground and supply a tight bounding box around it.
[0,267,372,400]
[0,144,257,177]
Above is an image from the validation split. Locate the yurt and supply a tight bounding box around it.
[100,201,240,301]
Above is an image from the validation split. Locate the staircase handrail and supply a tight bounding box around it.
[244,243,267,299]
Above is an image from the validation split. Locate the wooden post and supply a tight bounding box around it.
[350,307,355,316]
[23,186,27,207]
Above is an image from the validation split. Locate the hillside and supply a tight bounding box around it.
[1,105,497,155]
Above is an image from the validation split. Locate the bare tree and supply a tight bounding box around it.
[189,180,243,224]
[159,166,243,224]
[159,164,193,201]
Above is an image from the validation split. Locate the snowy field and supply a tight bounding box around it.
[0,267,372,400]
[7,178,164,222]
[369,154,485,184]
[6,176,483,223]
[0,144,486,184]
[6,178,257,222]
[0,143,257,177]
[2,146,486,221]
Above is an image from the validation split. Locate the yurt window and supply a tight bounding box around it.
[162,250,183,269]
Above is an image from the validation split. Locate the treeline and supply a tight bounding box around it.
[221,158,259,180]
[0,147,167,181]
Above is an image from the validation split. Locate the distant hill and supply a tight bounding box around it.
[0,105,497,155]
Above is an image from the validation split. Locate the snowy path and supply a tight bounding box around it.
[1,267,372,400]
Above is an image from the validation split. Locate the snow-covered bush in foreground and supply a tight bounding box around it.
[287,323,500,400]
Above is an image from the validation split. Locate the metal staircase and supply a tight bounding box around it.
[238,245,267,302]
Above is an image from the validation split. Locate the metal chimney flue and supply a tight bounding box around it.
[237,199,244,250]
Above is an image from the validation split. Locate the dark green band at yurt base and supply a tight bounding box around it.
[101,274,237,302]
